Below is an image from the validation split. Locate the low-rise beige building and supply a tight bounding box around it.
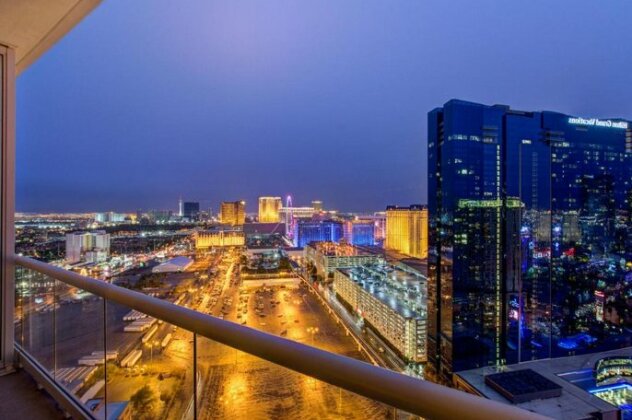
[334,264,426,362]
[195,230,245,248]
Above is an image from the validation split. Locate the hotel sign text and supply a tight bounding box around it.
[568,117,629,130]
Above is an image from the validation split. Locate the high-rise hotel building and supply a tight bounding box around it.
[65,231,111,264]
[258,196,282,223]
[427,99,632,383]
[220,201,246,226]
[385,205,428,259]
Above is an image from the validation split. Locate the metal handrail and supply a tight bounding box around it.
[14,255,548,420]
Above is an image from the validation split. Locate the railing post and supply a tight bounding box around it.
[193,333,198,420]
[0,43,15,374]
[103,297,109,420]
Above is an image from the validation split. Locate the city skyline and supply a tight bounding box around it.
[6,2,632,419]
[16,1,632,212]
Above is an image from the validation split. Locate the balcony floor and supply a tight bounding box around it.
[0,369,65,419]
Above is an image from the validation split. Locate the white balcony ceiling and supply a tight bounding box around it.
[0,0,101,73]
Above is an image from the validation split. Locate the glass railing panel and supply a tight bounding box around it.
[195,334,397,419]
[53,278,106,415]
[13,262,420,418]
[15,265,56,375]
[105,300,195,420]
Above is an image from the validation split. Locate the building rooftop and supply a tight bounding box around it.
[385,204,426,211]
[484,369,562,404]
[161,256,193,268]
[307,241,374,257]
[353,245,427,276]
[243,223,286,236]
[456,347,632,419]
[337,264,426,320]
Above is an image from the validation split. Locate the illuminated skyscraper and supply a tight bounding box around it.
[178,197,183,217]
[385,205,428,259]
[258,196,282,223]
[452,198,522,373]
[220,201,246,226]
[428,99,632,384]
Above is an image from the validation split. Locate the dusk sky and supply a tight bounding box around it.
[16,0,632,213]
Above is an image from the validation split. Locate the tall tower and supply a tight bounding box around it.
[258,196,282,223]
[178,197,183,217]
[427,98,632,384]
[220,201,246,226]
[384,205,428,258]
[427,100,513,383]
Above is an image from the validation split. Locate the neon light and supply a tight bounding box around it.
[589,383,632,394]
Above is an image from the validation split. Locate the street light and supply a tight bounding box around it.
[146,342,154,363]
[147,339,161,363]
[306,327,319,345]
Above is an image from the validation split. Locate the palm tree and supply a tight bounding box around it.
[130,384,158,419]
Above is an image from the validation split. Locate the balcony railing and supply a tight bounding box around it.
[13,255,547,420]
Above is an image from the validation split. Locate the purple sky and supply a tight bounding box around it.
[16,0,632,213]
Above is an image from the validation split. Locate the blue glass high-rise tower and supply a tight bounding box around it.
[428,99,632,383]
